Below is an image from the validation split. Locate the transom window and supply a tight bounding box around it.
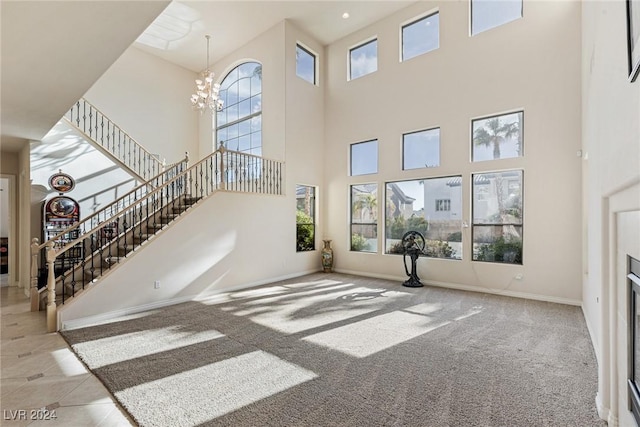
[296,44,317,85]
[401,11,440,61]
[472,111,523,162]
[350,140,378,176]
[471,0,523,36]
[349,38,378,80]
[403,128,440,170]
[216,62,262,156]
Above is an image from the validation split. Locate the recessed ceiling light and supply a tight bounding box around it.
[342,12,350,19]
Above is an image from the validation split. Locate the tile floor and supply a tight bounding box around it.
[1,286,134,426]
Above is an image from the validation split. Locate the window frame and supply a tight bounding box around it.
[400,9,440,62]
[296,184,316,252]
[471,110,524,162]
[348,37,378,81]
[216,62,262,156]
[350,183,378,253]
[470,0,523,36]
[384,176,463,260]
[471,169,524,265]
[296,42,318,86]
[350,139,379,176]
[402,127,441,170]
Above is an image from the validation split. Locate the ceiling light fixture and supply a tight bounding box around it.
[342,12,350,19]
[190,35,223,112]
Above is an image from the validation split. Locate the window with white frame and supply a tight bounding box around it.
[349,38,378,80]
[350,140,378,176]
[351,184,378,252]
[403,128,440,170]
[296,44,317,85]
[472,170,523,264]
[471,0,523,36]
[296,185,316,251]
[216,62,262,156]
[401,11,439,61]
[385,177,462,259]
[472,111,523,162]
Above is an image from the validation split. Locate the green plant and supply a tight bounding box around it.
[424,240,454,258]
[351,233,369,251]
[296,210,314,251]
[475,237,522,264]
[447,231,462,242]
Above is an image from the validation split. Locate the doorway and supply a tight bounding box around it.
[0,176,15,287]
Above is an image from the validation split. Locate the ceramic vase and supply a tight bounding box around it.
[321,240,333,272]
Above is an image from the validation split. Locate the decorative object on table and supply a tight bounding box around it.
[321,239,333,273]
[627,0,640,82]
[401,230,427,287]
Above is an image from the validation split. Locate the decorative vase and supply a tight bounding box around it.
[321,240,334,273]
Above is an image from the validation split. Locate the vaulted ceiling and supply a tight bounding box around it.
[1,1,416,153]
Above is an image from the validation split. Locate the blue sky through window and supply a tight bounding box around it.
[351,140,378,176]
[296,45,315,84]
[472,0,522,35]
[402,13,439,61]
[403,128,440,169]
[350,39,377,80]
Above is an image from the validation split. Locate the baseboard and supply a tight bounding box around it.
[582,304,601,361]
[335,268,582,306]
[595,392,611,424]
[60,269,320,330]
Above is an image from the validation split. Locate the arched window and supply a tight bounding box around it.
[216,62,262,156]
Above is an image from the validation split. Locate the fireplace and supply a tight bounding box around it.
[628,255,640,426]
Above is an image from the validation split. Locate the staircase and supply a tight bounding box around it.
[31,145,284,332]
[63,98,165,182]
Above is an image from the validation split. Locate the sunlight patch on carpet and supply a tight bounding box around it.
[73,327,225,368]
[302,310,451,358]
[118,350,317,427]
[235,286,412,334]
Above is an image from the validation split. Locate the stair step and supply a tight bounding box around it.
[183,196,201,205]
[133,233,153,241]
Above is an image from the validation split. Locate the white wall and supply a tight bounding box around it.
[582,1,640,424]
[84,47,198,164]
[30,121,139,241]
[324,1,583,303]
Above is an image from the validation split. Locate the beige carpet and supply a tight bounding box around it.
[62,273,604,426]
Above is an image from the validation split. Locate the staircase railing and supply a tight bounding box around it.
[31,146,284,332]
[63,98,164,181]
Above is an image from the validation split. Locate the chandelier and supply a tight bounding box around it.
[190,35,223,112]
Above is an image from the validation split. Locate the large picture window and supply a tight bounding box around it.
[351,184,378,253]
[472,111,523,162]
[349,38,378,80]
[216,62,262,156]
[296,185,316,251]
[401,11,439,61]
[472,170,523,264]
[471,0,523,36]
[385,177,462,259]
[403,128,440,170]
[350,140,378,176]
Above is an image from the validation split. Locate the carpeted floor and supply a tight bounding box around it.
[61,273,605,427]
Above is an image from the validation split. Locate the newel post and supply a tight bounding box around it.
[45,241,57,332]
[30,238,40,312]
